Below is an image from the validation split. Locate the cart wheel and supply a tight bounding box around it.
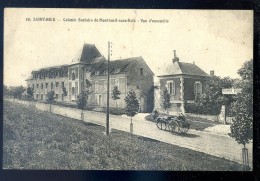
[179,126,189,133]
[170,120,179,133]
[156,118,162,130]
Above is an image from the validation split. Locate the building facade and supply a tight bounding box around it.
[26,44,154,113]
[155,50,211,115]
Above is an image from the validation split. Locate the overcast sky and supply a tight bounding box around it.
[4,9,253,86]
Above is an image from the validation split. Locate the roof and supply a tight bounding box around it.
[158,61,210,77]
[80,44,102,63]
[89,56,148,76]
[32,64,68,73]
[25,75,33,81]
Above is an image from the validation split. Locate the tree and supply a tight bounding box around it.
[112,85,121,107]
[77,91,90,120]
[10,86,25,99]
[26,87,34,100]
[46,91,56,112]
[230,59,253,170]
[185,76,235,115]
[162,88,171,114]
[125,90,139,134]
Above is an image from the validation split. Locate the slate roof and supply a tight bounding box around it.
[32,64,68,73]
[158,61,210,77]
[89,56,152,76]
[80,44,102,63]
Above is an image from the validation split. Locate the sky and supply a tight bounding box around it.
[4,9,253,86]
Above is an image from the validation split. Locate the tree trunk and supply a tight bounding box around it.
[242,144,249,171]
[81,110,84,121]
[130,117,133,134]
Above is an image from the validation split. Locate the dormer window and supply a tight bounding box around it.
[115,68,120,73]
[103,70,108,75]
[95,71,100,75]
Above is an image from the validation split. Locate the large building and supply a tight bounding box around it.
[155,50,211,115]
[26,44,154,113]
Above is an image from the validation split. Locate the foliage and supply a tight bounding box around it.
[76,91,89,110]
[26,87,34,98]
[9,86,25,99]
[185,76,235,115]
[62,87,67,97]
[125,90,139,118]
[161,88,171,113]
[46,91,56,104]
[112,86,121,100]
[112,86,121,107]
[230,59,253,147]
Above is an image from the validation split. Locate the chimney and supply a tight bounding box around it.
[172,50,179,63]
[210,70,214,76]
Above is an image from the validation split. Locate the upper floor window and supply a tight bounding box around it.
[95,71,100,75]
[56,82,59,87]
[36,84,39,88]
[140,68,144,75]
[62,82,64,88]
[103,70,108,75]
[72,72,75,80]
[41,83,43,89]
[166,80,175,95]
[115,68,120,73]
[51,83,53,90]
[95,81,98,92]
[45,83,48,88]
[194,81,202,95]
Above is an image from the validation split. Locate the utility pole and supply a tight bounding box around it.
[106,41,111,135]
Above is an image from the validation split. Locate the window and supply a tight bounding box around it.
[95,71,100,75]
[115,68,120,73]
[104,80,107,91]
[51,83,53,90]
[72,87,75,95]
[45,83,48,88]
[36,94,39,99]
[36,84,39,88]
[41,94,43,100]
[140,68,144,75]
[103,70,108,75]
[75,82,78,95]
[56,82,59,87]
[32,84,34,89]
[56,94,58,99]
[75,67,78,79]
[62,82,64,88]
[194,81,202,95]
[72,72,75,80]
[115,79,119,87]
[95,81,98,92]
[166,81,175,95]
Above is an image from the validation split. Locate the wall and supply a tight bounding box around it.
[126,58,154,112]
[183,76,208,101]
[27,76,68,102]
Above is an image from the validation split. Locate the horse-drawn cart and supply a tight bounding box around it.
[152,111,190,134]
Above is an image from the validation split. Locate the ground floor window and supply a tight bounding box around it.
[194,81,202,95]
[36,94,39,99]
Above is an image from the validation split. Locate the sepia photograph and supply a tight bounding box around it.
[3,8,253,171]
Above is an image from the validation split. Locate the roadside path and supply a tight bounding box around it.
[6,99,252,166]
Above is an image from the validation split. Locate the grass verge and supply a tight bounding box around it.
[3,100,241,170]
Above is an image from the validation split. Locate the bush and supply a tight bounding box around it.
[185,102,221,115]
[109,107,125,115]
